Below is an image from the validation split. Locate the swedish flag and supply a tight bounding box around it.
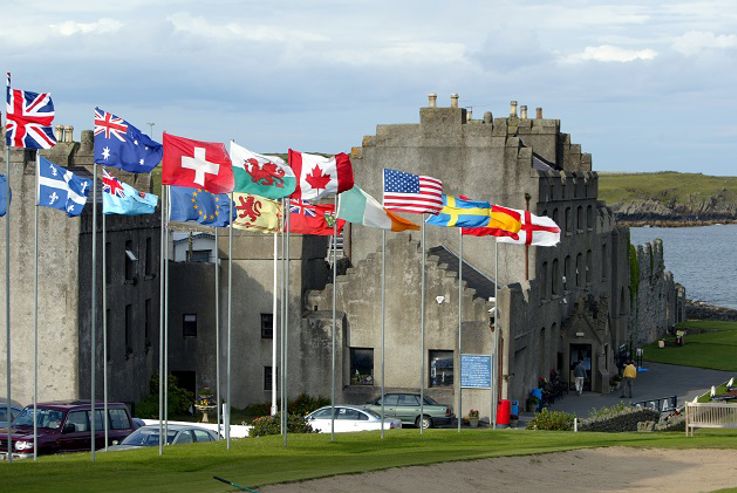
[426,194,492,228]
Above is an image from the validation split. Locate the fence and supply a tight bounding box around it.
[685,402,737,436]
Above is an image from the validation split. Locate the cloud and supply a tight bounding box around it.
[167,12,328,43]
[49,18,123,36]
[561,45,657,63]
[672,31,737,56]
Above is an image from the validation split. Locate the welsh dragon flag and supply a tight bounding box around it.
[229,141,296,199]
[288,149,354,202]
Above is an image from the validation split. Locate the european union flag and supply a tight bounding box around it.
[169,186,235,227]
[425,194,492,228]
[93,107,163,173]
[37,157,92,217]
[0,175,9,217]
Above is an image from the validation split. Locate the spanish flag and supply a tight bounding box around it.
[425,194,522,234]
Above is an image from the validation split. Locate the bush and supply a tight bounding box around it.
[526,408,575,431]
[249,413,315,437]
[579,406,660,432]
[289,394,330,417]
[588,402,629,419]
[133,373,194,419]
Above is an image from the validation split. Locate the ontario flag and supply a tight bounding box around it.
[5,73,56,149]
[162,133,234,194]
[287,199,345,236]
[288,149,354,202]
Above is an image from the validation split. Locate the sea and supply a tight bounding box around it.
[630,224,737,310]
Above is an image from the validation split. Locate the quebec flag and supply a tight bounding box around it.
[37,157,92,217]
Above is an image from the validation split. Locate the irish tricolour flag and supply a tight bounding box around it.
[338,186,419,232]
[229,141,296,199]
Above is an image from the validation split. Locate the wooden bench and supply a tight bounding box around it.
[685,402,737,436]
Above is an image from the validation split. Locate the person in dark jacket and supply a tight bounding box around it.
[574,361,587,396]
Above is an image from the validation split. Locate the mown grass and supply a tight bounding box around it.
[598,171,737,206]
[643,320,737,372]
[3,429,737,492]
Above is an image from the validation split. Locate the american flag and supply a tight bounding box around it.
[382,168,443,214]
[5,73,56,149]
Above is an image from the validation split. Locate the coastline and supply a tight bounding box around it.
[685,299,737,321]
[617,218,737,228]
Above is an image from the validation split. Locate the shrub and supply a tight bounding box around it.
[289,394,330,417]
[588,402,629,419]
[526,408,575,431]
[579,406,660,432]
[249,413,315,437]
[133,373,194,419]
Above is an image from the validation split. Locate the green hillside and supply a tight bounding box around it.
[598,172,737,205]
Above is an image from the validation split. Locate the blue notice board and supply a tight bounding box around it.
[461,354,492,389]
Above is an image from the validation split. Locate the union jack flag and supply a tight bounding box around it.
[94,108,128,142]
[289,199,317,218]
[5,73,56,149]
[101,169,125,198]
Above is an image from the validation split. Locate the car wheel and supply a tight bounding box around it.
[416,415,432,430]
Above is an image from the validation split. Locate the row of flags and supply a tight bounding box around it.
[2,74,561,246]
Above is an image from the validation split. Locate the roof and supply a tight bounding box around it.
[34,400,129,410]
[136,423,213,432]
[428,245,497,301]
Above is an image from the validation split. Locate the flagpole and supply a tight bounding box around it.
[90,161,98,461]
[214,226,221,438]
[380,229,386,440]
[283,209,290,447]
[158,183,165,455]
[419,215,425,435]
[271,231,278,416]
[33,151,39,460]
[226,193,232,449]
[102,202,108,450]
[4,73,12,463]
[164,185,170,443]
[330,194,338,441]
[457,229,463,433]
[280,201,286,436]
[492,239,498,430]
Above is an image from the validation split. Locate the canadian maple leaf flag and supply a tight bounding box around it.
[288,149,354,202]
[162,132,234,194]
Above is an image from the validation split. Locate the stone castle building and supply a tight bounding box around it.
[1,98,684,423]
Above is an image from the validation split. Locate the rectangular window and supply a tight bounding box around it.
[183,313,197,337]
[261,313,273,339]
[601,244,608,280]
[349,348,374,385]
[109,409,131,430]
[190,250,210,262]
[264,366,279,391]
[145,237,152,275]
[125,304,133,356]
[125,240,137,281]
[429,350,454,387]
[144,299,151,349]
[105,242,111,284]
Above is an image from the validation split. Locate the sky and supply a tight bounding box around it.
[2,0,737,175]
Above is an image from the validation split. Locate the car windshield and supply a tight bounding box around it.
[121,428,178,446]
[423,396,440,405]
[13,407,65,429]
[360,408,382,419]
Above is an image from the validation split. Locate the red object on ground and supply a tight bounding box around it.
[497,399,511,427]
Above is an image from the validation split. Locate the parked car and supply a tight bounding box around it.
[107,424,219,451]
[0,400,136,459]
[365,393,453,429]
[0,399,23,429]
[305,405,402,433]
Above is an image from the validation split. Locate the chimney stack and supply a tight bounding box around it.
[520,105,528,120]
[427,92,437,108]
[466,107,473,120]
[450,93,459,108]
[509,100,518,117]
[483,111,493,124]
[63,125,74,143]
[54,125,63,142]
[536,107,543,119]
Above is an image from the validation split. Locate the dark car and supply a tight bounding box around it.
[0,400,136,459]
[365,392,454,429]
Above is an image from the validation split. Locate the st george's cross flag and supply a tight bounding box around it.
[37,157,92,217]
[229,141,296,199]
[382,168,443,214]
[5,73,56,149]
[162,133,234,194]
[94,108,163,173]
[493,209,560,246]
[288,149,354,202]
[101,169,158,216]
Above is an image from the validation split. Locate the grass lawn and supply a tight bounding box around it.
[3,429,737,493]
[643,320,737,372]
[598,171,737,206]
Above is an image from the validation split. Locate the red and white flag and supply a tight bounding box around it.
[495,209,560,246]
[162,133,234,194]
[288,149,354,202]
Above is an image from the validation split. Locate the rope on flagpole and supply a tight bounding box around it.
[33,149,39,460]
[215,226,221,438]
[492,239,499,430]
[158,182,165,455]
[419,215,426,435]
[280,200,286,436]
[283,206,290,447]
[164,185,170,445]
[271,230,278,416]
[4,72,13,464]
[102,199,108,450]
[226,192,232,449]
[90,160,98,461]
[380,229,386,440]
[330,194,338,441]
[457,229,463,433]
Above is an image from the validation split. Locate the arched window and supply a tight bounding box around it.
[586,249,592,284]
[575,253,583,287]
[586,205,593,230]
[620,286,627,315]
[552,208,559,228]
[601,243,608,280]
[565,208,571,235]
[541,261,548,299]
[563,255,571,291]
[552,259,560,295]
[576,206,583,232]
[539,327,546,375]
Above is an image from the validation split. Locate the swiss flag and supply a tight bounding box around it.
[162,133,234,194]
[288,149,354,202]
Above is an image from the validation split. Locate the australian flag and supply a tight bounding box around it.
[168,185,235,227]
[93,107,163,173]
[37,157,92,217]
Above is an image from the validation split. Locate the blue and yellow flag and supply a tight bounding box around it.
[425,194,492,228]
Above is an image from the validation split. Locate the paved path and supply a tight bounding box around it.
[549,362,735,416]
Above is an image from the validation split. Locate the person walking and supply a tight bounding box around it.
[621,360,637,398]
[574,361,586,396]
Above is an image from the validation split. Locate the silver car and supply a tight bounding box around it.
[107,424,219,451]
[306,405,402,433]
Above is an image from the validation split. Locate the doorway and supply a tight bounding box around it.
[569,344,592,392]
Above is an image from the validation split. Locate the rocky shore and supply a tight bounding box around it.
[685,299,737,321]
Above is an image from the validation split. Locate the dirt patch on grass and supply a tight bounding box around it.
[261,447,737,493]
